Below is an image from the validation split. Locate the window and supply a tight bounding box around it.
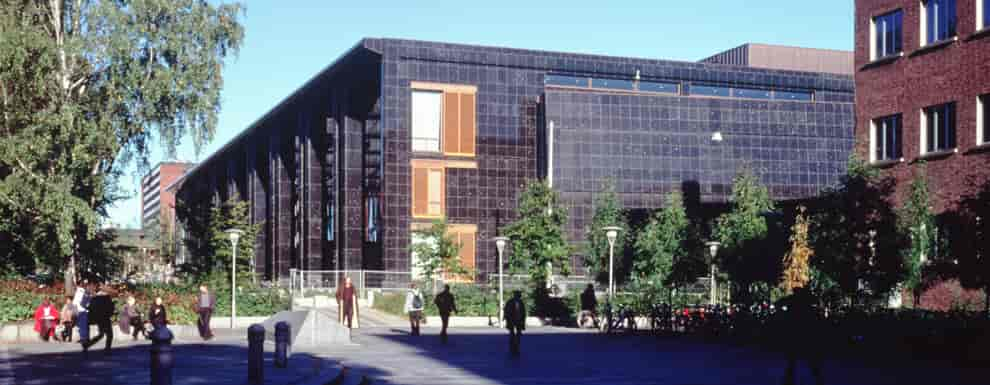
[979,94,988,144]
[733,88,772,100]
[545,74,587,87]
[411,90,442,152]
[638,81,679,94]
[688,84,731,97]
[591,78,635,91]
[979,0,989,30]
[871,114,903,162]
[872,10,903,59]
[921,102,957,153]
[922,0,957,45]
[412,161,444,218]
[774,91,814,101]
[364,195,380,243]
[411,83,477,156]
[446,225,477,282]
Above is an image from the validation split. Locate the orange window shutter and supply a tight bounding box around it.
[459,93,476,155]
[460,231,476,269]
[412,167,428,216]
[443,92,460,154]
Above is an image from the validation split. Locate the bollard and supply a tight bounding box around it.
[248,324,265,384]
[275,321,290,368]
[150,326,174,385]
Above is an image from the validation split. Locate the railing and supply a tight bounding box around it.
[289,269,414,298]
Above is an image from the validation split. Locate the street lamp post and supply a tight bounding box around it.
[494,236,509,328]
[705,241,721,305]
[225,228,245,329]
[603,226,622,302]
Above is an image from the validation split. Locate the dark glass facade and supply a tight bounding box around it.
[175,38,854,281]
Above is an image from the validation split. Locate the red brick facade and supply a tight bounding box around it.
[856,0,990,309]
[856,0,990,212]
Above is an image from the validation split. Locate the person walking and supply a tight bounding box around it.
[778,286,825,385]
[73,286,91,351]
[579,284,598,329]
[87,286,115,354]
[434,284,458,343]
[119,296,148,340]
[33,298,59,342]
[59,296,76,342]
[336,277,358,329]
[403,283,425,336]
[503,290,526,356]
[196,285,216,340]
[149,296,168,331]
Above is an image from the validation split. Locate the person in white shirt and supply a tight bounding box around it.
[403,283,425,336]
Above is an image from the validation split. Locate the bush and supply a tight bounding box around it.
[0,274,290,326]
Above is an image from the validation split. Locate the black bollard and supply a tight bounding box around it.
[150,326,174,385]
[248,324,265,384]
[274,321,290,368]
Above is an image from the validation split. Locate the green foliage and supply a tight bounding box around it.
[178,199,261,278]
[714,168,776,299]
[897,163,936,303]
[584,179,629,284]
[411,218,468,283]
[0,0,244,285]
[504,180,572,289]
[808,156,907,304]
[633,191,688,301]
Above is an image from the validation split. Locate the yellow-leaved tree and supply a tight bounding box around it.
[781,206,813,293]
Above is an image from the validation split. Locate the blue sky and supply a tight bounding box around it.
[107,0,854,228]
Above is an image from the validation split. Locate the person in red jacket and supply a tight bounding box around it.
[33,297,60,342]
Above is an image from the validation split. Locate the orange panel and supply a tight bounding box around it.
[460,231,476,269]
[443,92,460,154]
[412,167,428,217]
[459,93,476,156]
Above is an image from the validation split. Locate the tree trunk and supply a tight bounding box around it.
[65,252,76,295]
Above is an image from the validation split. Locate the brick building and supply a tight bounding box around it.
[172,38,855,282]
[141,162,195,234]
[856,0,990,308]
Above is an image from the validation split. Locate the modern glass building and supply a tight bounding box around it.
[172,38,854,282]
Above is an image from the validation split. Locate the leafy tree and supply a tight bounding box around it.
[808,156,906,306]
[714,168,776,303]
[781,206,813,294]
[584,179,629,284]
[897,163,936,307]
[951,176,990,314]
[410,218,468,292]
[0,1,245,289]
[633,191,688,302]
[179,199,260,279]
[504,180,571,290]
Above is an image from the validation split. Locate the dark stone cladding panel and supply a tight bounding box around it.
[375,38,853,276]
[545,89,855,265]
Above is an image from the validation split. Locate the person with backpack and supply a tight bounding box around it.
[404,283,425,336]
[503,290,526,356]
[434,285,458,343]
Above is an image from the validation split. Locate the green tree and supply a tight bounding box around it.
[808,156,906,306]
[714,168,776,302]
[633,191,688,302]
[179,199,260,279]
[0,1,245,289]
[504,180,571,289]
[584,179,628,284]
[897,163,936,307]
[411,218,467,291]
[781,206,813,294]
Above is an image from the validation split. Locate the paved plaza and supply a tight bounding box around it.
[1,325,987,385]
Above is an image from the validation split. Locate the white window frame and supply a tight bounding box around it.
[921,0,957,46]
[979,94,988,145]
[870,115,902,162]
[871,10,902,60]
[411,90,442,152]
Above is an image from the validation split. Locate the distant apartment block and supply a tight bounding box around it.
[141,162,195,234]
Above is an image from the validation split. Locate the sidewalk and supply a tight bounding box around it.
[0,328,345,385]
